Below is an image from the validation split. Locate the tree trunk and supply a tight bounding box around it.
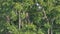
[42,9,50,34]
[51,27,53,34]
[48,28,50,34]
[51,18,55,34]
[19,11,21,30]
[51,22,53,34]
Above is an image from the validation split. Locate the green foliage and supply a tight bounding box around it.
[37,29,44,34]
[14,2,23,11]
[20,12,26,19]
[10,10,17,21]
[5,23,19,34]
[0,0,60,34]
[44,23,51,28]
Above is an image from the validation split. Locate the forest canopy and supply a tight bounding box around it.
[0,0,60,34]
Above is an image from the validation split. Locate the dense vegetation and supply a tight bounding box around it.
[0,0,60,34]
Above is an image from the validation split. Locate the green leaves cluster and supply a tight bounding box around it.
[0,0,60,34]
